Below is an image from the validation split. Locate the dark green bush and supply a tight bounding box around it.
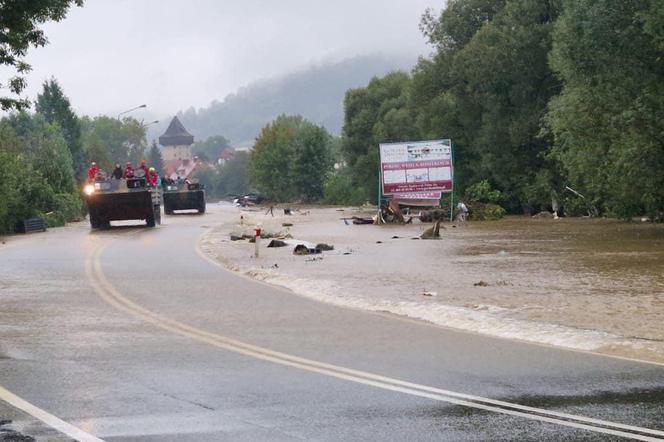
[323,173,366,206]
[468,203,506,221]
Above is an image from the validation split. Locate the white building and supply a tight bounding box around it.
[159,116,194,162]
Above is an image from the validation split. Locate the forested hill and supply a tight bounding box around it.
[172,54,415,144]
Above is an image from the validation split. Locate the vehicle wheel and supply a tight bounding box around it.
[100,220,111,229]
[198,204,206,214]
[164,204,173,215]
[146,216,156,227]
[90,216,100,229]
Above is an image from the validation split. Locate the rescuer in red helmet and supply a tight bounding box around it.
[87,161,99,182]
[123,161,135,179]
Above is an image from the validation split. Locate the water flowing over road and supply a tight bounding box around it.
[1,207,663,441]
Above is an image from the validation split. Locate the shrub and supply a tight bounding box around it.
[469,203,506,221]
[464,180,504,204]
[51,192,85,222]
[323,173,367,206]
[0,152,55,234]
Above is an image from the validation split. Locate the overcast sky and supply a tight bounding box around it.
[16,0,441,118]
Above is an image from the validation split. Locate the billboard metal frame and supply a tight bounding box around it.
[378,139,455,222]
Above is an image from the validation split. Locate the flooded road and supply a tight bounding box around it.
[2,208,664,440]
[210,207,664,363]
[450,218,664,359]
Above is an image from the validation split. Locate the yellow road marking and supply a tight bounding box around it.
[85,243,664,441]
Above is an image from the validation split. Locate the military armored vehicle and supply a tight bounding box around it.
[162,181,205,214]
[84,175,161,228]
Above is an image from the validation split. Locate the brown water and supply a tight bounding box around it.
[205,206,664,363]
[452,217,664,344]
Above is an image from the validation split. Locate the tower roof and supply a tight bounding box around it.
[159,116,194,146]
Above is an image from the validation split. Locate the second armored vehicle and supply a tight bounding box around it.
[163,181,206,214]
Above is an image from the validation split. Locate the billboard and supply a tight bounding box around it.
[379,139,453,194]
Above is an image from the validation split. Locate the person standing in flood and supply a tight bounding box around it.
[457,201,469,223]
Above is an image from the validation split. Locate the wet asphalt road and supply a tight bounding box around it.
[1,205,663,441]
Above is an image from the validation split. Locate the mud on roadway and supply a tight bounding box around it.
[200,204,664,364]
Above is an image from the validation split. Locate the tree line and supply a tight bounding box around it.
[246,0,664,220]
[3,0,662,228]
[338,0,664,219]
[0,78,155,233]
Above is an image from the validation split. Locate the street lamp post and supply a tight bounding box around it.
[141,120,159,129]
[117,104,147,120]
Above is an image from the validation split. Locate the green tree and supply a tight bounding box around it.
[341,72,419,202]
[420,0,507,52]
[80,116,147,170]
[217,151,250,197]
[190,166,217,196]
[35,78,85,179]
[147,140,164,173]
[546,0,664,219]
[250,115,333,202]
[192,135,231,162]
[8,112,76,194]
[410,0,562,211]
[0,0,83,110]
[0,151,55,233]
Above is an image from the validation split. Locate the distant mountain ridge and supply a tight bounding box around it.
[157,54,416,145]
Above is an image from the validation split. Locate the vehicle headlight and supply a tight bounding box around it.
[84,184,95,195]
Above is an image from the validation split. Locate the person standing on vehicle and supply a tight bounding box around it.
[138,159,149,178]
[111,163,123,180]
[87,161,99,182]
[147,167,159,187]
[123,161,135,179]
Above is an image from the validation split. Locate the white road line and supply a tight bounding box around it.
[86,244,664,441]
[0,385,103,442]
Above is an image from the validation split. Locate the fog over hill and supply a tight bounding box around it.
[149,54,415,146]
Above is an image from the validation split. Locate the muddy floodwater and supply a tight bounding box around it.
[449,218,664,358]
[202,206,664,363]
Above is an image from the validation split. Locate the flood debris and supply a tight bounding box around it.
[230,233,244,241]
[422,291,437,297]
[316,243,334,251]
[267,239,288,248]
[351,216,374,225]
[474,281,489,287]
[417,209,448,223]
[293,244,322,255]
[420,220,443,239]
[282,222,293,227]
[380,200,407,224]
[284,208,292,215]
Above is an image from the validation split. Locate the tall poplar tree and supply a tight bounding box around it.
[36,78,86,180]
